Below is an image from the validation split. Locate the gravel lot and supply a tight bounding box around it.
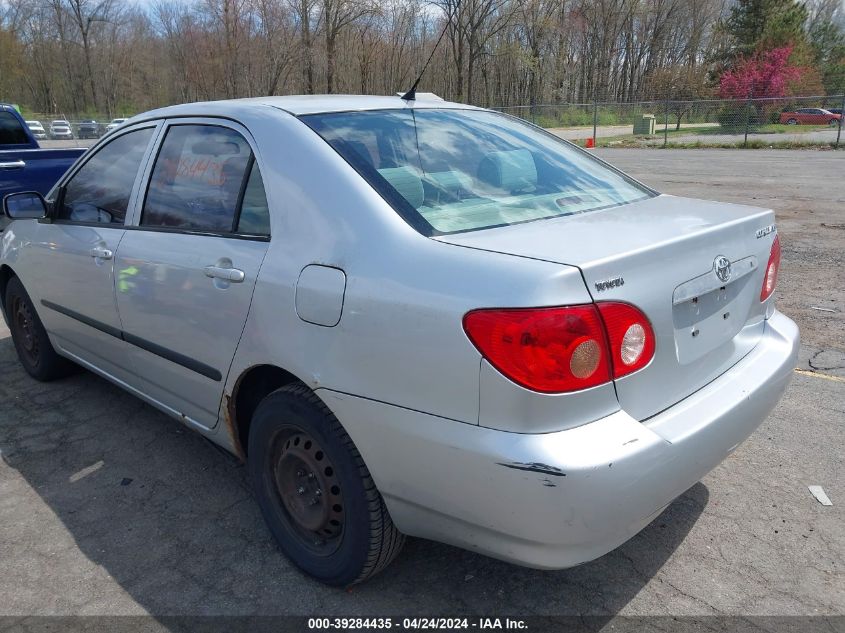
[0,149,842,624]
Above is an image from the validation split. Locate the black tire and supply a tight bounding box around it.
[786,118,798,125]
[4,276,74,381]
[248,383,405,586]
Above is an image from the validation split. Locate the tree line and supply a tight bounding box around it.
[0,0,843,118]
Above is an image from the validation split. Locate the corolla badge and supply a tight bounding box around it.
[594,276,624,292]
[714,255,732,283]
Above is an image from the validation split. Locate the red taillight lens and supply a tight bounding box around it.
[596,302,656,378]
[760,235,781,302]
[462,305,612,393]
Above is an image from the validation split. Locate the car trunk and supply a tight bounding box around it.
[437,194,777,421]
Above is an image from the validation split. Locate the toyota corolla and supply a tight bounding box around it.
[0,95,799,586]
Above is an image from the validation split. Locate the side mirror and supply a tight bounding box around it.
[4,191,48,220]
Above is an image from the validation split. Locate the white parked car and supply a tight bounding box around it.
[48,119,73,140]
[0,95,799,586]
[25,120,47,140]
[104,117,128,133]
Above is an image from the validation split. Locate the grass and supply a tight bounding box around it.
[656,123,834,136]
[555,121,843,149]
[589,137,842,149]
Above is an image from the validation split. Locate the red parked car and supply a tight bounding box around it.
[779,108,842,126]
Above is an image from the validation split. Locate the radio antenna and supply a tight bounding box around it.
[401,0,461,101]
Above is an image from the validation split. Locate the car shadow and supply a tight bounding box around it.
[0,332,707,622]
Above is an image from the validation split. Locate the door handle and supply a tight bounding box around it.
[0,160,26,170]
[90,247,113,260]
[204,265,245,283]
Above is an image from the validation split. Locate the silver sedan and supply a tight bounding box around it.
[0,95,799,586]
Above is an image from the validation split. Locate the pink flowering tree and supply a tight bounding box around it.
[719,46,803,99]
[717,46,805,128]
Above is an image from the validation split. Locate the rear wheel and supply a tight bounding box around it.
[5,277,73,381]
[829,119,839,127]
[248,383,405,586]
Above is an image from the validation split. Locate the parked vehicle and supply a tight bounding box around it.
[827,108,843,116]
[25,121,47,140]
[779,108,842,126]
[0,104,86,230]
[105,118,128,133]
[77,119,102,139]
[49,119,74,139]
[0,95,799,587]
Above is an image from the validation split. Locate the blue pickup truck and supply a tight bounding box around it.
[1,104,87,224]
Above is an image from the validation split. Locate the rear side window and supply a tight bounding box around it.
[142,125,254,233]
[58,127,156,224]
[237,162,270,236]
[0,111,30,146]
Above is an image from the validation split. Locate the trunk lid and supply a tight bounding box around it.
[437,194,777,420]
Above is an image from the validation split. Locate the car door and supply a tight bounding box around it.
[114,120,271,429]
[19,123,160,382]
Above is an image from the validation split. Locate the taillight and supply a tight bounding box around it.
[760,235,781,302]
[462,305,611,393]
[596,302,656,378]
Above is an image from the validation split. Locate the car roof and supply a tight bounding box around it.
[132,94,481,123]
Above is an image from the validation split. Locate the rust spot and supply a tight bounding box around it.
[223,394,246,462]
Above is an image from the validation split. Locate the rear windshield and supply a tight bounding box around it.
[302,108,653,235]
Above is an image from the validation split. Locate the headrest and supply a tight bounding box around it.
[378,166,424,208]
[426,170,472,192]
[478,149,537,192]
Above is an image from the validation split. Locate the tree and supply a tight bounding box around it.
[644,65,712,129]
[718,46,804,99]
[321,0,373,93]
[726,0,808,58]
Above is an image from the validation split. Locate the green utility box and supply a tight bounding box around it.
[633,114,655,135]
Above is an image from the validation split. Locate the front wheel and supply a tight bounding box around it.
[5,277,74,381]
[786,118,798,125]
[248,383,405,586]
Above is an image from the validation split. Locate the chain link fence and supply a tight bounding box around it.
[497,94,845,149]
[20,94,845,149]
[16,113,133,142]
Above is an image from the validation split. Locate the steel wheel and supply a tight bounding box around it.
[249,383,405,585]
[272,428,345,555]
[11,294,40,366]
[4,276,74,381]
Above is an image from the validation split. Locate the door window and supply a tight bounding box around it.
[58,127,156,224]
[141,125,254,233]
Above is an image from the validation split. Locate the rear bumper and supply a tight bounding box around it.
[320,310,799,568]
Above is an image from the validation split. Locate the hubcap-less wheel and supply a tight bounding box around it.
[249,384,405,585]
[12,295,39,366]
[273,430,345,553]
[787,119,797,125]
